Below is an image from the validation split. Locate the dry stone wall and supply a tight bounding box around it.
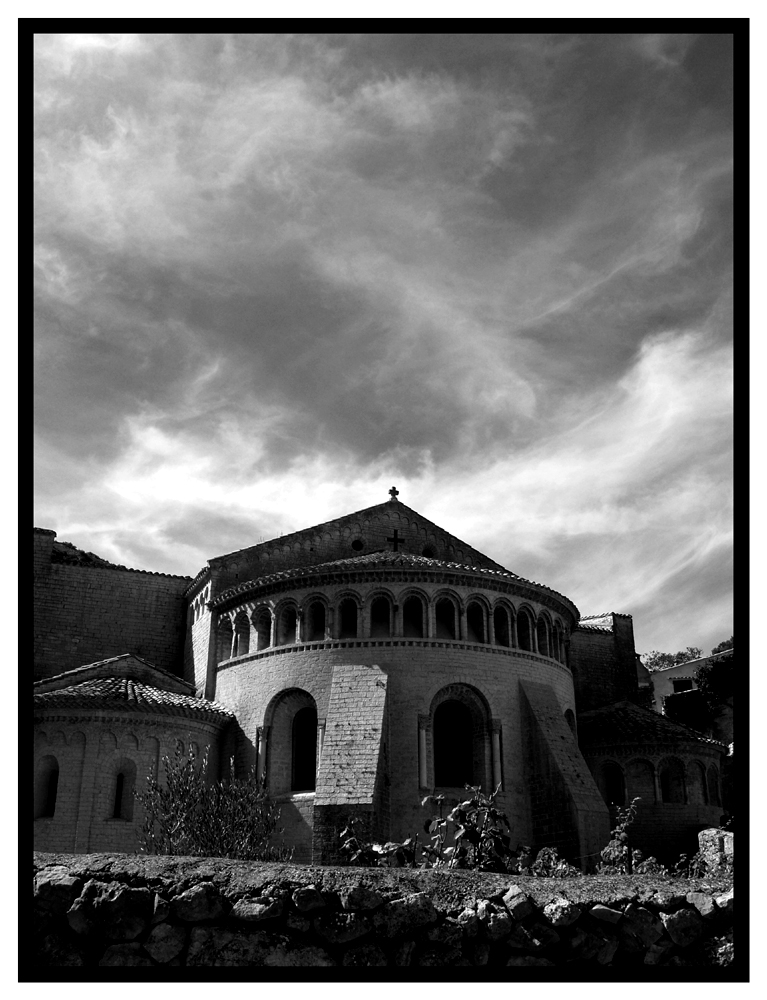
[32,853,734,970]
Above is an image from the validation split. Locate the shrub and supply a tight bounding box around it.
[134,741,292,861]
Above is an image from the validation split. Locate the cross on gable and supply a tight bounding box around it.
[386,529,402,552]
[389,486,399,500]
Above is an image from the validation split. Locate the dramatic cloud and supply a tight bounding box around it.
[34,33,733,655]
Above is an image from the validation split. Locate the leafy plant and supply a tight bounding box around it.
[338,818,418,867]
[596,796,641,874]
[134,741,292,861]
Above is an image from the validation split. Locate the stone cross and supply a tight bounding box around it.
[389,486,399,500]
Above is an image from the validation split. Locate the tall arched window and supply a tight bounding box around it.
[626,759,656,803]
[112,760,137,820]
[233,612,250,657]
[338,599,358,639]
[305,601,326,641]
[402,596,424,637]
[659,757,686,803]
[494,606,511,647]
[598,761,625,807]
[35,755,59,819]
[536,617,550,657]
[370,596,392,638]
[687,761,708,805]
[435,598,457,639]
[707,765,721,807]
[254,609,271,650]
[277,606,297,646]
[292,707,318,791]
[517,610,533,651]
[466,601,486,643]
[217,617,234,662]
[434,701,473,786]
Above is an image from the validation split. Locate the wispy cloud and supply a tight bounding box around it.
[34,33,733,656]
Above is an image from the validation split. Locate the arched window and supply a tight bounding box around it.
[254,609,271,650]
[304,601,325,641]
[277,606,297,646]
[626,758,656,803]
[338,598,358,639]
[707,765,721,807]
[687,761,708,805]
[659,757,686,803]
[370,596,392,638]
[536,617,550,657]
[434,701,474,786]
[292,707,318,791]
[598,761,625,807]
[112,760,137,820]
[402,596,424,638]
[435,597,457,640]
[517,610,533,651]
[564,709,576,735]
[35,755,59,819]
[466,601,486,643]
[217,617,234,662]
[494,606,511,647]
[233,612,250,657]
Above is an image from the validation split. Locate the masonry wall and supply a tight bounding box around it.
[32,853,736,969]
[34,716,225,854]
[570,618,638,714]
[34,543,191,681]
[214,639,579,863]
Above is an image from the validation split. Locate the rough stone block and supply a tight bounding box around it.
[467,939,490,966]
[714,888,733,916]
[292,885,325,913]
[314,911,373,945]
[507,956,554,966]
[589,904,622,924]
[543,897,582,927]
[484,910,513,942]
[426,920,462,947]
[374,892,438,938]
[171,883,226,923]
[98,943,154,966]
[152,894,170,925]
[418,944,463,966]
[393,940,416,966]
[686,891,717,920]
[456,907,479,937]
[34,871,83,915]
[340,884,386,912]
[621,904,663,948]
[143,923,187,964]
[231,896,284,923]
[67,880,153,942]
[502,886,535,920]
[661,908,705,948]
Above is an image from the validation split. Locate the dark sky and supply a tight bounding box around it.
[34,33,733,655]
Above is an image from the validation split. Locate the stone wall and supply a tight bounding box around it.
[34,530,191,681]
[32,853,735,970]
[570,616,638,713]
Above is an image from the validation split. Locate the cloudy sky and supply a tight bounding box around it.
[34,33,733,657]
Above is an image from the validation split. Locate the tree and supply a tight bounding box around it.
[134,741,293,861]
[642,646,703,672]
[711,636,734,655]
[695,653,734,712]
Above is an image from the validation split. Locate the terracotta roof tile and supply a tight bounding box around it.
[578,701,726,751]
[34,677,234,721]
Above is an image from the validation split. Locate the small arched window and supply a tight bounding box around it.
[466,601,486,643]
[435,598,457,640]
[370,596,392,638]
[305,601,326,641]
[707,765,721,807]
[254,609,271,650]
[35,755,59,819]
[599,761,625,807]
[338,599,358,639]
[402,596,424,638]
[494,606,511,647]
[536,617,550,657]
[277,606,297,646]
[292,706,318,791]
[434,700,473,786]
[233,612,250,657]
[688,761,708,805]
[112,760,137,820]
[659,758,686,803]
[217,617,234,662]
[517,610,533,651]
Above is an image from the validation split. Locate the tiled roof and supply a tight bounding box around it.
[212,550,576,612]
[576,624,613,633]
[34,676,234,722]
[578,701,726,751]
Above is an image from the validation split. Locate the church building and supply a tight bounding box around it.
[34,491,726,867]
